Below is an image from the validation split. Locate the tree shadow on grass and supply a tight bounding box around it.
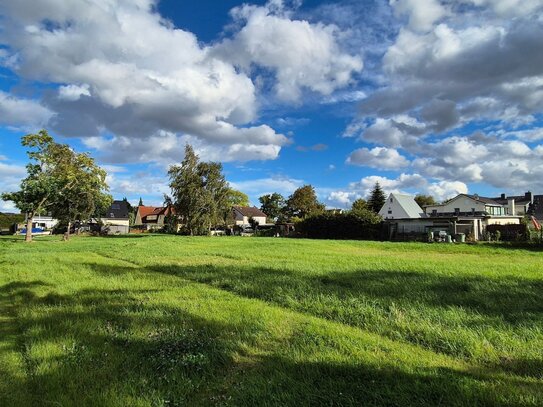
[1,277,541,406]
[149,263,543,324]
[146,263,543,375]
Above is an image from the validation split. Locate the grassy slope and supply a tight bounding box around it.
[0,235,542,406]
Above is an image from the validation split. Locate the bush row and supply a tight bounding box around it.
[297,212,383,240]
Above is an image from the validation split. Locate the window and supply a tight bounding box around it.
[390,197,393,203]
[432,210,437,216]
[388,210,392,214]
[454,208,460,214]
[111,204,120,210]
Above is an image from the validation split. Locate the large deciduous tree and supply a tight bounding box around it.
[414,194,437,208]
[285,185,325,220]
[49,152,109,240]
[368,182,386,213]
[168,144,229,235]
[226,188,249,207]
[259,192,286,221]
[1,130,109,242]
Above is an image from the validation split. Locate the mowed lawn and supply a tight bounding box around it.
[0,235,542,406]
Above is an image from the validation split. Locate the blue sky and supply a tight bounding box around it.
[1,0,543,212]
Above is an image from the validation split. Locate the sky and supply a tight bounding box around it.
[1,0,542,212]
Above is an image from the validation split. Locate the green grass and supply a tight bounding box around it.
[0,235,542,406]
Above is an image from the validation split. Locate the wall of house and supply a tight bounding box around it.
[485,217,521,226]
[101,218,130,227]
[31,216,58,229]
[234,215,266,226]
[134,211,143,225]
[379,196,410,219]
[393,220,434,233]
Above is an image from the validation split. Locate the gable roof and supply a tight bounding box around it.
[233,206,267,218]
[390,194,425,218]
[464,194,502,206]
[106,200,130,219]
[137,205,175,219]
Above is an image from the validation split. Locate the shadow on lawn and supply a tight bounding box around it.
[146,262,543,372]
[1,277,540,406]
[149,263,543,324]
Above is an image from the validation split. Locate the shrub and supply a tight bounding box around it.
[297,212,383,240]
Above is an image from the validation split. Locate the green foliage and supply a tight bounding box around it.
[226,188,249,207]
[1,236,542,406]
[285,185,325,220]
[259,192,286,221]
[414,194,437,208]
[47,146,109,234]
[350,198,368,213]
[486,224,529,241]
[368,182,386,213]
[223,188,250,224]
[94,194,113,218]
[0,213,24,229]
[1,130,109,241]
[298,211,382,239]
[168,145,229,235]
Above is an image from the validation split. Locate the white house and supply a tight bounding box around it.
[31,215,58,230]
[379,193,425,220]
[232,206,267,226]
[423,194,521,240]
[383,193,522,241]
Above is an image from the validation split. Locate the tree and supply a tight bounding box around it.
[259,192,286,221]
[198,161,230,231]
[47,143,109,240]
[227,188,249,207]
[368,182,386,213]
[94,194,114,218]
[1,130,108,242]
[223,188,249,224]
[285,185,325,219]
[138,197,143,206]
[414,194,436,208]
[168,144,230,235]
[350,198,368,213]
[162,194,177,234]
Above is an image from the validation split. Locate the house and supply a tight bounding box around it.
[384,193,521,241]
[101,200,130,234]
[17,215,58,235]
[31,215,58,230]
[134,205,175,230]
[490,191,533,216]
[491,191,543,221]
[232,206,267,226]
[379,193,425,220]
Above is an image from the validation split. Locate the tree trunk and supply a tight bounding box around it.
[64,221,71,241]
[25,212,33,243]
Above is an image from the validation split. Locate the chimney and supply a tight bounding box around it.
[525,191,534,203]
[507,198,515,216]
[500,193,506,200]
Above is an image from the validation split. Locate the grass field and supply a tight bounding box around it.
[0,235,542,406]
